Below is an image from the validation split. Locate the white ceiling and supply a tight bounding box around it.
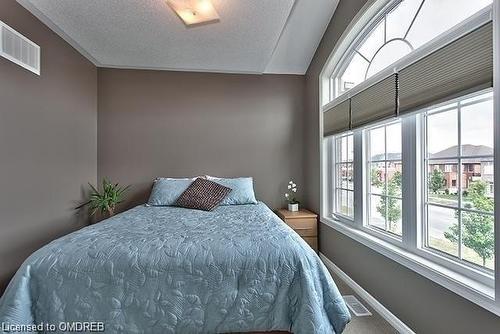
[17,0,339,74]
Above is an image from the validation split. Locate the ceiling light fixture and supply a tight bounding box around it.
[167,0,220,27]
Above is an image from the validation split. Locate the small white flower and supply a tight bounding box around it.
[292,188,297,192]
[289,181,293,184]
[287,185,292,189]
[285,193,289,198]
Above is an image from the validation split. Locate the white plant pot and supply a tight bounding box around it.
[288,203,299,212]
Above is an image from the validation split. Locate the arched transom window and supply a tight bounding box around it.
[334,0,492,97]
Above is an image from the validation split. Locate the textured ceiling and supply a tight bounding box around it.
[17,0,338,74]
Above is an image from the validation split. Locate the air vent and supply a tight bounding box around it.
[0,20,40,75]
[343,295,372,317]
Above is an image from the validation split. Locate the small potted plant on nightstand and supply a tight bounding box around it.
[285,180,300,212]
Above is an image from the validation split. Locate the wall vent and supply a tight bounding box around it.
[0,20,40,75]
[343,295,372,317]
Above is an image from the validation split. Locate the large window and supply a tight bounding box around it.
[367,121,402,236]
[321,0,498,316]
[424,91,495,271]
[334,0,492,98]
[334,134,354,218]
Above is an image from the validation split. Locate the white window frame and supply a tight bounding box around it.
[332,133,355,221]
[365,120,403,238]
[319,0,500,316]
[421,91,495,277]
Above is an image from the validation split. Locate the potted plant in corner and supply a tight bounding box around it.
[78,178,130,220]
[285,180,300,212]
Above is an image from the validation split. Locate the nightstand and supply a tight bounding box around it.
[277,209,318,252]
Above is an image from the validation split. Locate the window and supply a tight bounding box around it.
[321,0,498,316]
[334,134,354,218]
[333,0,492,98]
[367,121,402,236]
[424,91,495,270]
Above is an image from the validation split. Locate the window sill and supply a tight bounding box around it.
[320,216,500,317]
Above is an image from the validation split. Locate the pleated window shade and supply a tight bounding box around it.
[350,74,398,129]
[323,21,492,137]
[323,99,350,136]
[399,22,493,114]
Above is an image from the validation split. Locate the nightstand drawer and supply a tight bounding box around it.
[289,225,317,237]
[285,218,317,234]
[302,236,318,251]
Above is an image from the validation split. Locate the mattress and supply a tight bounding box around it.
[0,203,350,333]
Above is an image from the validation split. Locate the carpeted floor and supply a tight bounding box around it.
[328,270,399,334]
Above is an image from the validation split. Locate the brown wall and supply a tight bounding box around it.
[305,0,500,332]
[0,1,97,293]
[98,69,305,210]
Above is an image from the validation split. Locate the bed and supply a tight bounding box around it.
[0,203,350,333]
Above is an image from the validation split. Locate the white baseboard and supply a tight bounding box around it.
[319,253,415,334]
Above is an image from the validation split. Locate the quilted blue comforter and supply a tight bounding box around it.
[0,203,350,333]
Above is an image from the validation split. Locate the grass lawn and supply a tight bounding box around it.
[428,193,473,206]
[339,205,354,217]
[429,237,494,270]
[430,193,459,200]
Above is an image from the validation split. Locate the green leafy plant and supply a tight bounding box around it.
[429,168,446,194]
[377,171,402,233]
[445,181,494,266]
[371,167,383,188]
[78,179,130,217]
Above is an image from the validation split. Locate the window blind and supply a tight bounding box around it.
[399,22,493,114]
[350,74,398,128]
[323,99,350,136]
[323,21,492,137]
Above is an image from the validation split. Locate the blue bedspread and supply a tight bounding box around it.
[0,203,350,333]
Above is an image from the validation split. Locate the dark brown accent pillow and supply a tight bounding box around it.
[174,178,232,211]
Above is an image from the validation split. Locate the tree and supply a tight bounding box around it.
[377,171,402,233]
[429,168,445,194]
[371,167,383,188]
[444,181,494,266]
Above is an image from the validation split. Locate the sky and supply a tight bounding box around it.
[427,97,493,154]
[369,122,401,159]
[340,0,492,91]
[338,0,495,158]
[365,93,494,158]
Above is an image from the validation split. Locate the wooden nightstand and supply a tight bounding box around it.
[277,209,318,252]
